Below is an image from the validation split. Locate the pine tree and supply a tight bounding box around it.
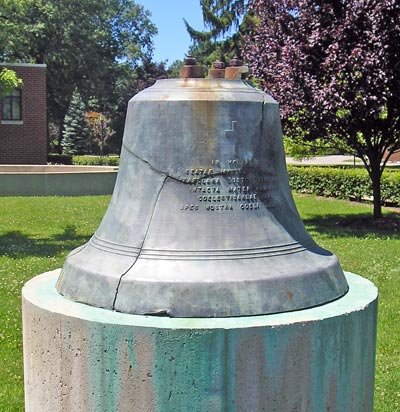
[184,0,250,66]
[61,90,90,155]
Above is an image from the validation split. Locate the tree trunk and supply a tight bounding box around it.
[58,123,63,154]
[369,161,383,219]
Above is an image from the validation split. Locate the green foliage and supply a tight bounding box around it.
[284,137,342,159]
[109,60,169,152]
[381,171,400,206]
[0,0,43,62]
[47,154,120,165]
[188,40,226,68]
[185,0,250,66]
[87,113,116,156]
[47,153,73,165]
[72,156,120,166]
[0,68,23,97]
[288,166,400,206]
[0,0,157,129]
[167,60,183,78]
[61,91,90,155]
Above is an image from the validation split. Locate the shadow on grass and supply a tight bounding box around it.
[303,212,400,240]
[1,213,399,259]
[0,225,90,258]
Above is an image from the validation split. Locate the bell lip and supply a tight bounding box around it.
[58,274,350,319]
[116,285,351,319]
[57,245,349,318]
[112,265,349,318]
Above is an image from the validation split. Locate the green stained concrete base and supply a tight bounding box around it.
[22,270,378,412]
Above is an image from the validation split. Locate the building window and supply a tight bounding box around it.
[2,89,22,120]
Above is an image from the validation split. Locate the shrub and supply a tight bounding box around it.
[287,165,400,206]
[72,156,120,166]
[381,172,400,205]
[47,153,73,165]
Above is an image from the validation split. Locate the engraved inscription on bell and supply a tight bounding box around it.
[56,77,348,317]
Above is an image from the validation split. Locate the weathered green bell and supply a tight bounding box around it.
[57,58,348,317]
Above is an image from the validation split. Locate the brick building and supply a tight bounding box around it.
[390,151,400,163]
[0,63,47,164]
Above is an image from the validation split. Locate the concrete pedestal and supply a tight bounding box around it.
[22,270,377,412]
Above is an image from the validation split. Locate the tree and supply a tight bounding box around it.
[167,59,184,78]
[110,59,169,151]
[61,91,90,155]
[87,112,116,156]
[0,0,43,62]
[185,0,250,66]
[244,0,400,219]
[0,68,22,97]
[0,0,157,135]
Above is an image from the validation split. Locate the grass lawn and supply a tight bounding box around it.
[0,194,399,411]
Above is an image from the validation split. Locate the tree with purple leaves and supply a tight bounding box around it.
[243,0,400,219]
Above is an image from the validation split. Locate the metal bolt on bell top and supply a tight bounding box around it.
[56,61,348,317]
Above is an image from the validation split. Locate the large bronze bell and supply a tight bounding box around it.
[57,59,348,317]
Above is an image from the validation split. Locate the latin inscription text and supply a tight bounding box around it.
[180,158,278,212]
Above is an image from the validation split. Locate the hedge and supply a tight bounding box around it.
[72,156,120,166]
[287,165,400,206]
[47,154,120,166]
[47,153,73,165]
[46,155,399,206]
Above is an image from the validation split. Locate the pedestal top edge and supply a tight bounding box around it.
[22,269,378,330]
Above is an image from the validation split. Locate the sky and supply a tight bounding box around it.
[137,0,206,66]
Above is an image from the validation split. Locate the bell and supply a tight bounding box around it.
[56,61,348,317]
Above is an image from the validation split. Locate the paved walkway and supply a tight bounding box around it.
[286,155,400,167]
[286,155,356,166]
